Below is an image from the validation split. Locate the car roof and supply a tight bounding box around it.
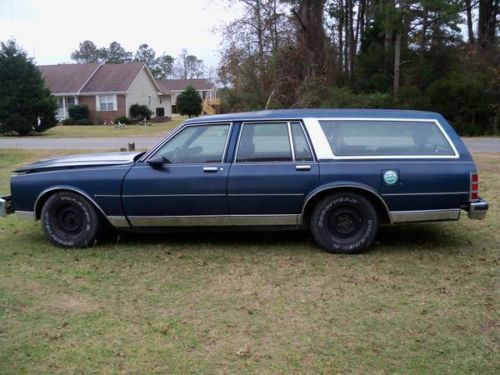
[184,109,443,124]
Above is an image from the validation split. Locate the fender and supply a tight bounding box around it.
[34,185,109,221]
[300,181,392,224]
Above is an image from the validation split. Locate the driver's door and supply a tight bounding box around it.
[122,123,231,227]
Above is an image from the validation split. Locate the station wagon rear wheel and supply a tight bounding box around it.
[310,192,378,254]
[41,191,100,248]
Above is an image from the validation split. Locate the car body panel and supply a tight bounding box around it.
[4,109,487,231]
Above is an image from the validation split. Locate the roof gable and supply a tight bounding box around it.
[80,63,146,93]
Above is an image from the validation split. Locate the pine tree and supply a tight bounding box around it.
[176,86,202,118]
[0,40,58,135]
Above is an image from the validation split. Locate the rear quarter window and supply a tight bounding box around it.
[319,120,455,157]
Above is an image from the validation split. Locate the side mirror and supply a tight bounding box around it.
[146,155,170,168]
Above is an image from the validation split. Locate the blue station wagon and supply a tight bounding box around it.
[0,109,489,253]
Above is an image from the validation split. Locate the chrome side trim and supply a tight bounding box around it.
[391,209,460,223]
[382,191,469,197]
[231,214,299,226]
[107,216,130,227]
[127,214,300,227]
[228,193,303,197]
[34,186,109,221]
[120,194,226,198]
[15,211,36,220]
[301,184,392,224]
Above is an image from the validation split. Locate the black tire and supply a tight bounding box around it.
[310,192,378,254]
[41,191,101,248]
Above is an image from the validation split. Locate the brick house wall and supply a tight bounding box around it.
[78,95,126,124]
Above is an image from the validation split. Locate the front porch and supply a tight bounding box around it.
[56,96,78,121]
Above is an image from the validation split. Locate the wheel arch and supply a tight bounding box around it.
[35,186,109,223]
[301,183,392,227]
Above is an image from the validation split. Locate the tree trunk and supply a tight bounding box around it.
[478,0,498,50]
[393,30,401,98]
[347,0,356,81]
[344,2,349,74]
[337,0,345,70]
[420,8,428,51]
[465,0,475,44]
[384,0,394,52]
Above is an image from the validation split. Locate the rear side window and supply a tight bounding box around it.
[319,120,455,156]
[236,123,292,162]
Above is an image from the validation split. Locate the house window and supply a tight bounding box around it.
[148,95,152,108]
[66,96,76,107]
[98,95,116,111]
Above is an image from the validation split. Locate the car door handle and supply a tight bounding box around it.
[203,166,219,173]
[295,165,311,171]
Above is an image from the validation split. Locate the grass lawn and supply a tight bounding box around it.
[0,116,187,139]
[0,150,498,373]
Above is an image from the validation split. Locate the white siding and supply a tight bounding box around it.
[126,69,171,118]
[158,95,172,117]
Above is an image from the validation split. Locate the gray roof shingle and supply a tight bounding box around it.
[38,63,100,94]
[37,63,150,94]
[81,63,146,93]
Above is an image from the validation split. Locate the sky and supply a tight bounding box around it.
[0,0,242,68]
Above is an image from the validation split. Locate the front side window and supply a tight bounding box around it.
[236,123,292,162]
[98,95,115,111]
[319,120,455,156]
[155,124,230,164]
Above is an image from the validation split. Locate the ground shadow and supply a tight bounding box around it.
[103,222,468,254]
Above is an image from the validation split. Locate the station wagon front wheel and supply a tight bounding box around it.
[41,191,101,248]
[310,192,378,254]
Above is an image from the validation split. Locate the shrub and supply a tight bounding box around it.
[129,104,153,120]
[0,40,57,135]
[68,104,90,121]
[176,86,202,117]
[114,116,132,125]
[62,118,93,125]
[426,72,498,135]
[325,87,393,109]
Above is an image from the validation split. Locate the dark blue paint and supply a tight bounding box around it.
[7,109,477,227]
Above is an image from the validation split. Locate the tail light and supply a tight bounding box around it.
[470,173,479,201]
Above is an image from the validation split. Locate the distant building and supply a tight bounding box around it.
[39,63,172,123]
[157,79,220,115]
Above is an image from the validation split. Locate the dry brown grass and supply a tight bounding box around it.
[0,150,498,374]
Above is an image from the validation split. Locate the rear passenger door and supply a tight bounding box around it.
[227,121,319,224]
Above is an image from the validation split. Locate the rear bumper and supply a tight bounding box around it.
[0,195,14,217]
[466,198,488,220]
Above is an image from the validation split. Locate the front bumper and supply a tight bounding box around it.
[466,198,488,220]
[0,195,14,217]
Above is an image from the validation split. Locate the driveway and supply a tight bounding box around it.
[0,136,498,152]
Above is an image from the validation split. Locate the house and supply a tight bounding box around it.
[38,63,171,123]
[157,79,220,115]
